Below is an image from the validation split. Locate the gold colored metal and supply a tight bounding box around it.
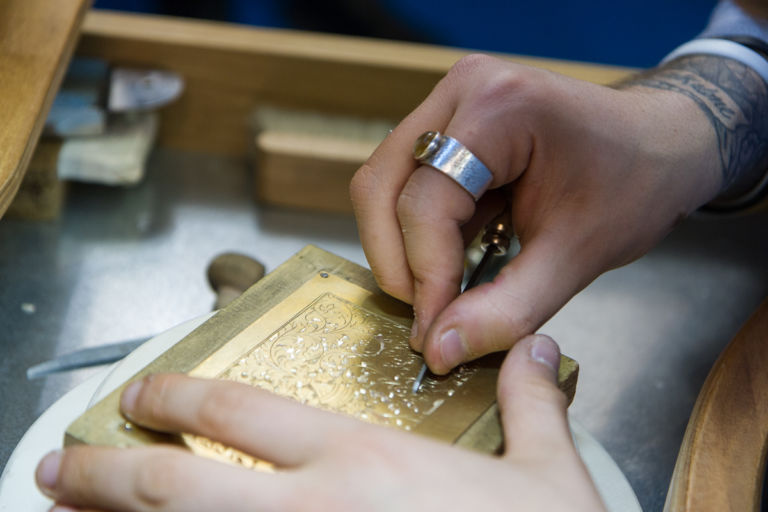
[192,279,486,435]
[65,246,578,465]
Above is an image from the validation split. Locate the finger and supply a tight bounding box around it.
[119,374,355,467]
[442,61,538,188]
[396,59,545,351]
[421,231,588,373]
[400,190,507,350]
[350,53,533,306]
[350,88,457,305]
[396,165,476,350]
[36,446,289,512]
[494,335,574,461]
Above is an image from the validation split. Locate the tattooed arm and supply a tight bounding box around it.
[622,55,768,207]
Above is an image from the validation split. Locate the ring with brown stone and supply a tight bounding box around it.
[412,131,493,200]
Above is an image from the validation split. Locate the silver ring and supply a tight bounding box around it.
[412,131,493,200]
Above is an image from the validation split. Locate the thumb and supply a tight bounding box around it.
[421,235,588,374]
[496,334,574,460]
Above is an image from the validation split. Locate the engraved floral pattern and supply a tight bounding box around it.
[218,293,476,431]
[183,292,479,468]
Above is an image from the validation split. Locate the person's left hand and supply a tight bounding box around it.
[35,335,605,512]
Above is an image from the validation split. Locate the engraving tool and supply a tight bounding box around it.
[411,208,513,393]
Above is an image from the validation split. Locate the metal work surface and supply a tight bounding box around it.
[1,149,767,511]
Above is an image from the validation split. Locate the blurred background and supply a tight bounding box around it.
[93,0,717,68]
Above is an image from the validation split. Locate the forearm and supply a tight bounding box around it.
[619,55,768,206]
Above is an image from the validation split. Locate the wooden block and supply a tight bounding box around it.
[57,112,158,185]
[255,133,369,213]
[66,246,578,463]
[253,107,393,212]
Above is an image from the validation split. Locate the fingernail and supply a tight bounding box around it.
[439,329,466,369]
[530,336,560,374]
[120,379,144,418]
[36,450,62,495]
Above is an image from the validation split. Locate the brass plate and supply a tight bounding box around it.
[65,246,577,463]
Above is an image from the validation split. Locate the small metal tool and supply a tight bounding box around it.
[26,337,150,380]
[411,208,513,393]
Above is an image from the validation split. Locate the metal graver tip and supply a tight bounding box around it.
[412,363,429,393]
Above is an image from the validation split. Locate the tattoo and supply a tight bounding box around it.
[621,55,768,199]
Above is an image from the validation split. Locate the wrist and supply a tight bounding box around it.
[608,84,722,214]
[617,54,768,212]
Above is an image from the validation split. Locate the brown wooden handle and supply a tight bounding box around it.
[665,299,768,511]
[206,252,265,310]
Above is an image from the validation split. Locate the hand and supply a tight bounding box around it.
[350,53,723,374]
[36,335,606,512]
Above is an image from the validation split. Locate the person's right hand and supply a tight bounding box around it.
[350,53,729,374]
